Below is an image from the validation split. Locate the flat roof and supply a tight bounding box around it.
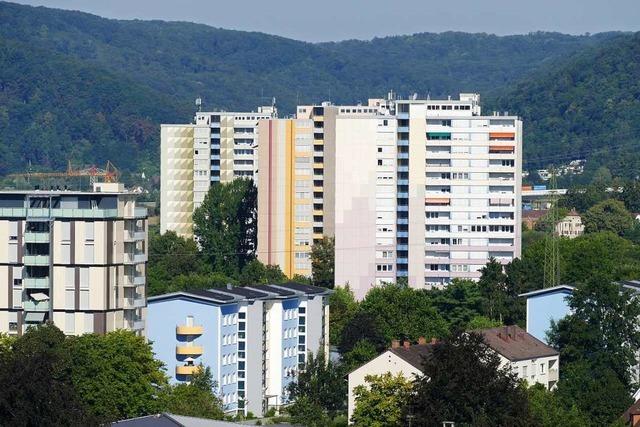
[273,282,330,295]
[519,285,575,298]
[245,284,296,297]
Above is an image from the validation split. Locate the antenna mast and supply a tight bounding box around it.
[543,167,560,288]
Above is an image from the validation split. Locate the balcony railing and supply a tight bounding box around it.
[23,277,49,289]
[176,325,204,335]
[23,255,50,265]
[23,300,50,311]
[176,365,199,375]
[24,232,50,243]
[176,345,204,356]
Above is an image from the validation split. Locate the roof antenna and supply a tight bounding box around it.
[195,97,202,112]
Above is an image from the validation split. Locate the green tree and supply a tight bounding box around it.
[147,229,211,296]
[527,384,588,427]
[357,284,449,345]
[339,311,388,355]
[351,373,413,427]
[620,180,640,212]
[407,332,531,427]
[193,180,257,276]
[329,285,359,348]
[238,259,287,284]
[166,367,224,419]
[311,237,335,288]
[0,324,93,425]
[286,351,346,422]
[66,330,168,422]
[341,339,379,373]
[287,395,331,427]
[427,279,486,330]
[548,274,640,425]
[548,274,640,386]
[466,316,503,330]
[583,199,634,236]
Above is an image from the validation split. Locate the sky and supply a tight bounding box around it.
[12,0,640,42]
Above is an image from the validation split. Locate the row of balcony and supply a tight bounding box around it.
[0,207,147,219]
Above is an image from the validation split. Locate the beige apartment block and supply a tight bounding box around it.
[161,107,277,238]
[0,183,147,336]
[257,119,314,277]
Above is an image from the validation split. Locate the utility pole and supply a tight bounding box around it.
[543,167,560,288]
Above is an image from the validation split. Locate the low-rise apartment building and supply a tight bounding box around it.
[556,209,584,238]
[0,182,148,336]
[146,282,330,417]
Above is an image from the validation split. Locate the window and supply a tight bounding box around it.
[540,363,545,374]
[522,365,528,377]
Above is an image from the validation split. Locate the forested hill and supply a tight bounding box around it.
[493,32,640,182]
[0,1,624,176]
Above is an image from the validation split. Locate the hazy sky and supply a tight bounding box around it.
[13,0,640,42]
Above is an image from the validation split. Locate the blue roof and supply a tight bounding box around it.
[519,285,575,298]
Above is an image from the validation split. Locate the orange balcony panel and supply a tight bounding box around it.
[425,197,451,205]
[176,365,199,375]
[489,146,515,152]
[489,132,515,140]
[176,345,204,356]
[176,325,204,335]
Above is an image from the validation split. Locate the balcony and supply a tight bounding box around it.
[23,300,50,311]
[124,230,146,242]
[23,255,50,265]
[133,320,145,331]
[124,253,147,264]
[23,277,49,289]
[176,345,204,356]
[176,325,204,335]
[176,365,199,376]
[24,232,50,243]
[123,296,145,309]
[397,126,409,133]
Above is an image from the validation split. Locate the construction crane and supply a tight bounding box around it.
[9,161,120,186]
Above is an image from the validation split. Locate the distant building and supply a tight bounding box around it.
[0,182,148,336]
[160,106,277,238]
[556,209,584,238]
[623,400,640,427]
[146,282,330,417]
[520,285,575,343]
[348,327,559,423]
[347,339,433,423]
[479,325,559,390]
[520,281,640,344]
[522,209,548,230]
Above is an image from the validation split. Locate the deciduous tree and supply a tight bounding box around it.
[351,373,413,427]
[311,236,335,288]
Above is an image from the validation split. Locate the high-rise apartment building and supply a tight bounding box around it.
[395,94,522,289]
[146,282,330,416]
[0,183,148,335]
[257,119,315,277]
[258,94,521,298]
[161,106,277,238]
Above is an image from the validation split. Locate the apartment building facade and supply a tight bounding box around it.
[396,94,522,289]
[257,93,521,296]
[257,119,315,277]
[161,106,277,238]
[146,282,330,417]
[0,183,148,336]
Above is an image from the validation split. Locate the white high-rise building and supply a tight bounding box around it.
[257,93,522,298]
[161,106,277,238]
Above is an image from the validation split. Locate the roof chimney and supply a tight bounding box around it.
[226,283,233,290]
[391,339,400,349]
[418,336,426,345]
[403,340,411,349]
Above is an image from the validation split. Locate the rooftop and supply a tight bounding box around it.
[479,325,559,361]
[148,282,331,305]
[389,343,435,370]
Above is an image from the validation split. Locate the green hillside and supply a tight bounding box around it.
[493,32,640,182]
[0,1,627,177]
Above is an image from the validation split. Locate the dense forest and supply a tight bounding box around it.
[0,1,636,180]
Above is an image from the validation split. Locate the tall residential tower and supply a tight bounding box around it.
[161,106,277,238]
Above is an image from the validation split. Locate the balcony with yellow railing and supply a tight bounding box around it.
[176,345,204,356]
[176,365,199,375]
[176,325,204,335]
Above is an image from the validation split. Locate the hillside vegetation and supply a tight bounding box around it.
[0,1,631,178]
